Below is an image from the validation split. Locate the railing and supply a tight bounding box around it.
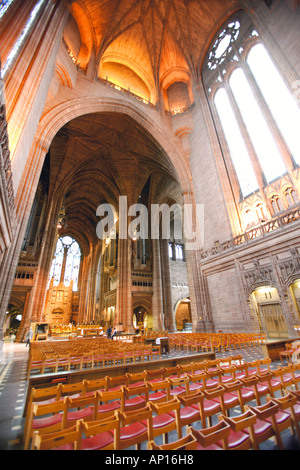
[200,207,300,260]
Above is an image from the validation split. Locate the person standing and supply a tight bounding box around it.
[25,327,34,347]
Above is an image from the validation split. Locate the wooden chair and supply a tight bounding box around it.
[41,355,58,374]
[149,397,182,444]
[23,384,63,447]
[82,377,107,395]
[167,376,190,397]
[264,396,296,449]
[219,409,257,450]
[80,415,120,450]
[126,371,147,389]
[187,371,206,393]
[65,394,98,428]
[273,365,295,394]
[122,383,149,412]
[177,390,204,434]
[56,354,71,372]
[147,433,198,450]
[239,375,269,407]
[256,370,282,398]
[270,393,300,444]
[31,423,81,450]
[163,365,181,379]
[106,374,128,391]
[188,420,231,450]
[219,364,237,384]
[96,389,123,420]
[206,383,240,417]
[24,398,68,450]
[144,368,165,384]
[198,386,223,428]
[146,379,171,403]
[58,382,87,400]
[279,343,296,365]
[117,405,153,450]
[246,401,281,449]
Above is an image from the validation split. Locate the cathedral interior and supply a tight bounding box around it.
[1,0,300,452]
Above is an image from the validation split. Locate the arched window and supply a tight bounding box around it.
[2,0,46,77]
[48,236,81,291]
[0,0,14,19]
[203,12,300,210]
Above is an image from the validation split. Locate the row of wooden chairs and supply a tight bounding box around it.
[28,341,161,377]
[29,387,300,450]
[24,356,300,449]
[167,332,266,353]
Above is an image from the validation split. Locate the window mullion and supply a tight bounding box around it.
[224,77,267,194]
[242,54,296,175]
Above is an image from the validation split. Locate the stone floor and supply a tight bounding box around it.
[0,340,299,451]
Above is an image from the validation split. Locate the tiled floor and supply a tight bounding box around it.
[0,340,299,450]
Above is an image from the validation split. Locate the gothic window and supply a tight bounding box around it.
[175,244,184,260]
[48,236,81,291]
[284,187,298,206]
[203,13,300,204]
[0,0,14,19]
[271,195,284,213]
[2,0,46,77]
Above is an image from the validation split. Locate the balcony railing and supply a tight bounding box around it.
[200,206,300,260]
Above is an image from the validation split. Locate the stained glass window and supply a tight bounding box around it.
[48,236,81,291]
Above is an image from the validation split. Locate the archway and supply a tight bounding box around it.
[133,306,149,333]
[175,297,192,331]
[249,285,288,339]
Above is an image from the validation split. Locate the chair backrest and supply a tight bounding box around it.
[106,375,128,390]
[122,383,149,409]
[117,405,153,449]
[246,401,279,420]
[221,408,257,433]
[81,415,120,450]
[31,423,81,450]
[125,371,147,387]
[144,368,165,382]
[188,420,231,449]
[59,382,85,398]
[146,379,171,400]
[28,384,62,406]
[178,390,204,407]
[163,365,181,378]
[83,378,107,394]
[147,433,198,450]
[150,397,181,416]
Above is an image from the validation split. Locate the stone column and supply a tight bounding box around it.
[160,238,176,332]
[116,238,133,332]
[152,237,164,331]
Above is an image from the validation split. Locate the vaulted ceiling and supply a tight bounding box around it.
[65,0,239,101]
[48,112,178,243]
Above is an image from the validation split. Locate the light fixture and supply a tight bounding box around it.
[52,198,68,230]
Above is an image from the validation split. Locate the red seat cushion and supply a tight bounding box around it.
[152,413,174,429]
[124,396,146,408]
[148,391,166,402]
[32,413,63,429]
[81,431,114,450]
[67,406,94,421]
[266,410,291,425]
[219,430,250,449]
[98,401,120,414]
[120,422,147,440]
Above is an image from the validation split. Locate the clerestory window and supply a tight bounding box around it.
[48,236,81,291]
[203,12,300,220]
